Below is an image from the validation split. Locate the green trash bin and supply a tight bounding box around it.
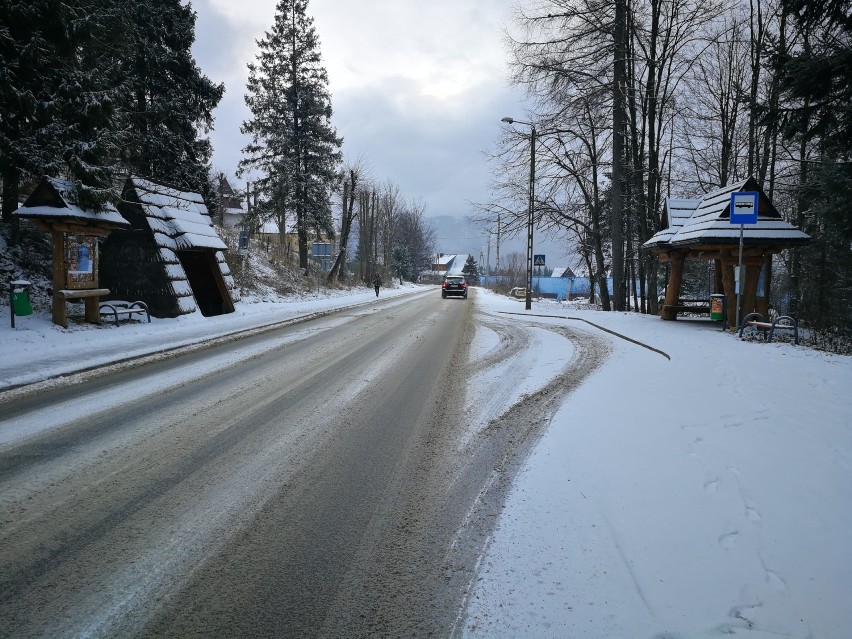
[11,279,33,318]
[12,288,33,316]
[710,293,724,321]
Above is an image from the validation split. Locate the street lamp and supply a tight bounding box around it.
[501,116,536,310]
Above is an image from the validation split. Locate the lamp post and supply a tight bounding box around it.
[501,116,536,310]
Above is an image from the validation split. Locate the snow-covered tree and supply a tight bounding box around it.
[0,0,125,219]
[240,0,342,270]
[120,0,224,202]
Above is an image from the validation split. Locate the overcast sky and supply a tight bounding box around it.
[191,0,527,220]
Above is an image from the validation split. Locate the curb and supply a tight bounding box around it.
[497,311,671,360]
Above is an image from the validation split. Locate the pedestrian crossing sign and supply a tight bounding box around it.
[534,255,546,266]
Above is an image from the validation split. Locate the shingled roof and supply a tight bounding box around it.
[101,176,237,317]
[13,177,130,228]
[644,178,810,250]
[131,177,227,251]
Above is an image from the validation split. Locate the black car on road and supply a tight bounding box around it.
[441,275,468,299]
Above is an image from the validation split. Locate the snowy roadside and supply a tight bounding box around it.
[2,285,849,638]
[0,284,420,392]
[463,289,851,638]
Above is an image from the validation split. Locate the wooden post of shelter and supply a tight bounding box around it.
[660,251,686,320]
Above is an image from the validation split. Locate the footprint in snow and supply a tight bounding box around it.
[746,505,762,523]
[766,569,787,592]
[718,530,739,549]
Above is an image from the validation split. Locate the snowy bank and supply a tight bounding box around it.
[463,289,851,639]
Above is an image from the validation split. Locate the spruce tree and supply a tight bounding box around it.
[240,0,342,270]
[462,255,479,284]
[0,0,125,219]
[779,0,852,338]
[120,0,224,200]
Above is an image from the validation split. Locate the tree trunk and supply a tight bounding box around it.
[611,0,628,311]
[747,0,764,177]
[328,176,357,283]
[790,136,809,318]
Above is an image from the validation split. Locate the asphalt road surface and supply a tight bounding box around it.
[0,289,608,638]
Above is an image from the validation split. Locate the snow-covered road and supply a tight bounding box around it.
[1,284,849,637]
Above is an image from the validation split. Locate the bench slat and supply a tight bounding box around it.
[57,288,110,299]
[99,300,150,326]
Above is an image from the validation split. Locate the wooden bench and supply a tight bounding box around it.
[54,288,110,328]
[99,300,151,326]
[738,312,799,344]
[664,304,711,314]
[662,302,711,320]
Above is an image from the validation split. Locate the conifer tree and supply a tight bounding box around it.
[0,0,125,220]
[462,255,479,284]
[240,0,343,270]
[120,0,224,200]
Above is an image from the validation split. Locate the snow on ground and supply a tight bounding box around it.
[464,289,851,639]
[1,285,849,638]
[0,285,415,391]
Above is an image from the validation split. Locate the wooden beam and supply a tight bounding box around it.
[740,263,761,320]
[713,259,723,294]
[51,231,66,327]
[34,219,115,236]
[720,256,737,327]
[661,253,685,320]
[756,254,772,318]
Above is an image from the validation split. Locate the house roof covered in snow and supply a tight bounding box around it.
[13,177,130,228]
[550,267,575,278]
[644,178,809,250]
[446,254,469,275]
[128,177,227,251]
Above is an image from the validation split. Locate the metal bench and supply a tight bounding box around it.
[98,300,151,326]
[738,312,799,344]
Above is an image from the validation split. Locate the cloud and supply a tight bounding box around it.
[192,0,530,235]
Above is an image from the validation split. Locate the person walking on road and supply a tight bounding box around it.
[373,272,382,297]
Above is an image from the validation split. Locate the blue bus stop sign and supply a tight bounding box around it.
[730,192,759,224]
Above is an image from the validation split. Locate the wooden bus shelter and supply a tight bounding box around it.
[643,178,810,327]
[13,177,130,327]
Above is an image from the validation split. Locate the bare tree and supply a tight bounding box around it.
[328,157,366,283]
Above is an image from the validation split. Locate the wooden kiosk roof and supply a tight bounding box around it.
[644,177,810,251]
[13,177,130,230]
[643,178,810,326]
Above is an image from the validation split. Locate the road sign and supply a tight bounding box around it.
[534,254,545,266]
[239,230,249,256]
[730,192,759,224]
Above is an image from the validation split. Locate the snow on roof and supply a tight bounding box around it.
[446,254,469,275]
[644,179,809,249]
[647,198,702,245]
[13,177,130,227]
[550,267,574,278]
[259,220,281,234]
[130,177,226,251]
